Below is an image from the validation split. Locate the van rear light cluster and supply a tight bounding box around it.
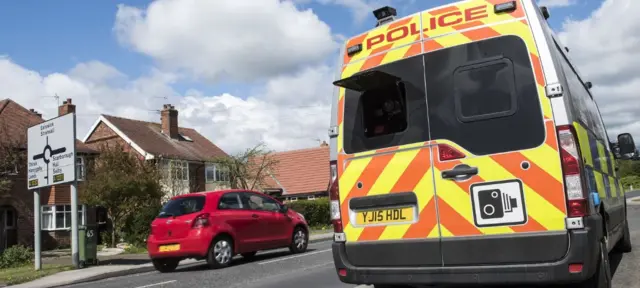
[329,160,345,241]
[192,213,210,229]
[557,125,588,219]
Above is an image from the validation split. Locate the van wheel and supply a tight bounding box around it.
[579,239,612,288]
[241,252,257,259]
[614,219,632,253]
[289,227,308,254]
[207,236,234,269]
[152,258,179,273]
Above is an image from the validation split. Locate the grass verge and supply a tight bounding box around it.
[310,225,332,235]
[123,245,148,254]
[0,264,73,286]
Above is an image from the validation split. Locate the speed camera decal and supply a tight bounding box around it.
[470,179,527,228]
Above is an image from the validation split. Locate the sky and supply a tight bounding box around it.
[1,0,639,154]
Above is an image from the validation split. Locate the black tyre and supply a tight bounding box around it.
[289,226,308,254]
[207,236,234,269]
[241,252,257,259]
[579,239,612,288]
[152,258,179,273]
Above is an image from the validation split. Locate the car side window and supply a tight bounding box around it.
[242,193,280,212]
[218,193,243,210]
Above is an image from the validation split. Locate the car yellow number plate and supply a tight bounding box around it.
[158,244,180,252]
[356,207,414,225]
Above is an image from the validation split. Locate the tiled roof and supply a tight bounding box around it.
[101,115,228,161]
[263,145,329,195]
[0,99,97,153]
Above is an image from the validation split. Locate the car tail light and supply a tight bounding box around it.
[192,213,210,229]
[557,125,588,218]
[329,160,343,234]
[438,144,465,161]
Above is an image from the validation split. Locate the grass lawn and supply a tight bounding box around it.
[0,264,73,285]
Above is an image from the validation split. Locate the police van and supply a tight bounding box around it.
[327,0,638,287]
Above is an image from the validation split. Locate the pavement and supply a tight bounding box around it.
[9,232,333,288]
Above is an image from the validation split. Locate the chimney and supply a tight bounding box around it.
[29,108,43,118]
[161,104,179,139]
[320,140,328,147]
[58,98,76,116]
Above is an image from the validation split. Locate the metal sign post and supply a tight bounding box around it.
[27,113,78,269]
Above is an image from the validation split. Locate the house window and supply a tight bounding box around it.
[76,156,85,181]
[205,163,229,183]
[162,159,189,181]
[1,162,18,176]
[4,209,15,229]
[41,205,85,231]
[307,196,316,201]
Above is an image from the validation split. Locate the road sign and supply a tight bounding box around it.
[27,113,77,190]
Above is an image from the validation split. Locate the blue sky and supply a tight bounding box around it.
[0,0,597,96]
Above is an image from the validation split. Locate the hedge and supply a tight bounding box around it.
[286,198,331,228]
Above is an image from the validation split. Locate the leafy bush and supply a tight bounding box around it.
[0,245,33,268]
[287,198,331,227]
[622,175,640,191]
[122,202,162,246]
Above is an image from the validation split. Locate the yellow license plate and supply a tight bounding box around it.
[356,207,414,225]
[159,244,180,252]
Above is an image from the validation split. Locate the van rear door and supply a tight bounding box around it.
[423,20,569,265]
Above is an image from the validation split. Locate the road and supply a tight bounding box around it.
[64,198,640,288]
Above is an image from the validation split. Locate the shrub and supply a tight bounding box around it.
[122,202,162,246]
[287,198,331,228]
[0,245,33,268]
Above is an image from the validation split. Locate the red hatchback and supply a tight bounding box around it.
[147,189,309,272]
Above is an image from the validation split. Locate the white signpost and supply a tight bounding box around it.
[27,112,79,270]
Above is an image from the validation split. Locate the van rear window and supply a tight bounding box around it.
[157,195,206,218]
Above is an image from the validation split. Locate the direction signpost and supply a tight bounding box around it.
[27,113,78,270]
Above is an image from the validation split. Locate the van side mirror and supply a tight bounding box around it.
[540,6,550,20]
[585,81,593,89]
[618,133,638,159]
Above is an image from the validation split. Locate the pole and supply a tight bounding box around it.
[34,189,41,270]
[71,183,79,268]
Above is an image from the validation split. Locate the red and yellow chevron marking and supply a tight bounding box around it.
[335,0,565,242]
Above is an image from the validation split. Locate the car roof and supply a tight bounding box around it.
[171,189,262,199]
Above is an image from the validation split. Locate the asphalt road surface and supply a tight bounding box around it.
[64,197,640,288]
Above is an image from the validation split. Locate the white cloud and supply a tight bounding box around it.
[0,58,332,154]
[114,0,338,83]
[538,0,577,8]
[557,0,640,143]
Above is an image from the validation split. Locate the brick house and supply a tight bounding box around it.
[261,142,330,202]
[82,104,230,199]
[0,98,98,251]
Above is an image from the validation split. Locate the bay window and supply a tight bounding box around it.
[41,205,85,231]
[205,163,229,183]
[161,159,189,181]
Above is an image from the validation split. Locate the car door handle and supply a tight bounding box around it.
[442,164,478,180]
[252,214,259,218]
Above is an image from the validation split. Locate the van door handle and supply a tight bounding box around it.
[252,214,259,218]
[442,165,478,180]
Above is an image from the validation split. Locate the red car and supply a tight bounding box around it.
[147,189,309,272]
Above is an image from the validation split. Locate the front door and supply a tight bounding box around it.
[424,26,568,265]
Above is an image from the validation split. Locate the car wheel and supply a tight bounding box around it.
[207,236,234,269]
[289,226,308,254]
[241,252,257,259]
[152,258,179,273]
[579,238,612,288]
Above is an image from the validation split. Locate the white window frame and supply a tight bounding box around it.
[162,159,189,181]
[41,205,86,231]
[307,196,316,201]
[76,156,85,181]
[288,197,298,202]
[205,163,229,183]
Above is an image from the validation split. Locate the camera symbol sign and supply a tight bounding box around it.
[470,179,527,227]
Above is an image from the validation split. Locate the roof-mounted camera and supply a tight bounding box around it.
[373,6,397,27]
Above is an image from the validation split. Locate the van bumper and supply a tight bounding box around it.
[332,215,602,286]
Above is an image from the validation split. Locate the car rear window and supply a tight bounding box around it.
[425,35,545,155]
[157,195,206,218]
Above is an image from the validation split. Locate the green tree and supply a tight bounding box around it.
[211,143,279,190]
[0,123,26,195]
[617,159,640,177]
[80,143,163,247]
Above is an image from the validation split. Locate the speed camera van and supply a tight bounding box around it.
[327,1,638,287]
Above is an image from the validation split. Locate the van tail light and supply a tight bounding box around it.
[438,144,465,161]
[557,125,588,218]
[192,213,210,229]
[329,160,344,234]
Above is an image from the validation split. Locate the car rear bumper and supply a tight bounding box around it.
[147,229,214,259]
[332,215,602,286]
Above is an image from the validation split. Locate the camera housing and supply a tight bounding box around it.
[373,6,397,27]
